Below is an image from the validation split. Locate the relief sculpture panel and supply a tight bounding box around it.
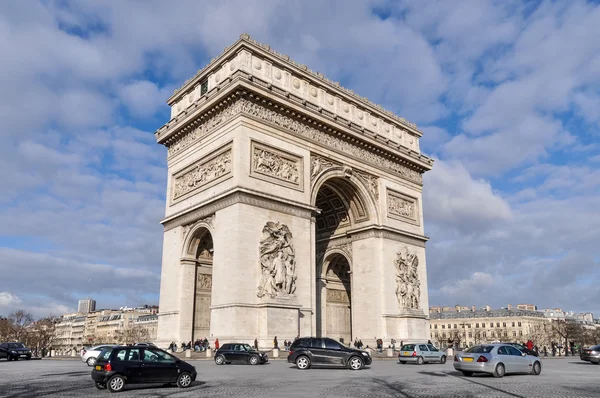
[251,142,303,190]
[257,222,297,298]
[387,189,419,225]
[197,274,212,290]
[394,246,421,310]
[327,288,350,304]
[172,144,232,201]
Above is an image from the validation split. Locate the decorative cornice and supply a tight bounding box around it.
[170,34,419,132]
[162,188,316,231]
[315,225,427,248]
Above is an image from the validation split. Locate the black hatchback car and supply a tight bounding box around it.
[91,346,197,392]
[214,343,268,365]
[0,342,32,361]
[287,337,372,370]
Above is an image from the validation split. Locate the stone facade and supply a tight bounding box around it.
[154,35,433,349]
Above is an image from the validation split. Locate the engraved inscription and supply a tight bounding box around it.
[327,289,350,304]
[387,190,419,224]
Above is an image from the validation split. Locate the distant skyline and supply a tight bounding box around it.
[0,1,599,318]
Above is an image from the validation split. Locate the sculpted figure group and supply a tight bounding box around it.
[257,222,297,298]
[395,247,421,310]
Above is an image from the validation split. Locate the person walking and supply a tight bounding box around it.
[273,336,279,349]
[215,338,220,350]
[254,338,258,350]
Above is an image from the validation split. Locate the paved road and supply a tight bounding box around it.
[0,358,599,397]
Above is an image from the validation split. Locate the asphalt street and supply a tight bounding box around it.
[0,357,599,397]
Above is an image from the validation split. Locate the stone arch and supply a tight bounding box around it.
[180,219,214,341]
[310,166,380,225]
[318,246,353,281]
[318,251,353,343]
[182,219,215,261]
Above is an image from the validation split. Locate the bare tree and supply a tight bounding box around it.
[115,326,149,346]
[7,310,34,342]
[551,320,583,355]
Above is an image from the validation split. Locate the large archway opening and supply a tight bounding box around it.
[314,177,369,343]
[186,228,213,342]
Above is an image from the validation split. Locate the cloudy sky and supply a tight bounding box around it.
[0,0,599,319]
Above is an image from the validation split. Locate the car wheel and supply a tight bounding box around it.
[215,355,225,365]
[295,355,311,370]
[176,372,192,388]
[348,356,364,370]
[532,361,541,375]
[493,363,505,378]
[6,355,12,361]
[107,375,125,393]
[87,357,97,367]
[249,355,260,365]
[416,356,424,365]
[13,356,19,361]
[26,356,31,360]
[462,371,473,377]
[440,355,446,364]
[95,382,107,390]
[399,361,406,364]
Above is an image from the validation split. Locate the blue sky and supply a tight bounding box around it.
[0,0,599,318]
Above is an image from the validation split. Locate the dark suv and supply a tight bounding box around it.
[287,337,371,370]
[0,342,32,361]
[214,343,268,365]
[91,345,197,392]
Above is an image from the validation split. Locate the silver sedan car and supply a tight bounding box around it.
[398,343,447,364]
[453,344,542,378]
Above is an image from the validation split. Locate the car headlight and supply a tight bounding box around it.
[11,351,17,354]
[361,352,369,356]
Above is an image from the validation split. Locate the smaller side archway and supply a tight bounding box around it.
[181,222,214,342]
[316,251,353,344]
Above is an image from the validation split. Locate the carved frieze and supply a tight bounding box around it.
[172,144,233,201]
[238,99,423,185]
[327,289,350,304]
[395,247,421,310]
[197,274,212,290]
[387,189,419,225]
[257,222,297,298]
[168,100,243,156]
[251,142,303,190]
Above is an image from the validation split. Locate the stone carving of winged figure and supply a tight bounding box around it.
[257,222,297,298]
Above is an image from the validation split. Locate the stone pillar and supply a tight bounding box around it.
[178,259,197,342]
[206,348,212,358]
[272,348,279,358]
[387,347,394,357]
[185,350,191,358]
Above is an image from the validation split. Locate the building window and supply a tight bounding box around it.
[476,323,479,328]
[442,325,445,329]
[483,332,487,338]
[442,332,446,338]
[512,322,515,327]
[503,322,506,327]
[518,322,522,327]
[454,324,457,329]
[496,322,500,327]
[200,80,208,95]
[513,331,517,337]
[448,324,451,329]
[482,323,486,328]
[519,331,523,336]
[504,331,508,337]
[434,324,438,329]
[468,332,472,338]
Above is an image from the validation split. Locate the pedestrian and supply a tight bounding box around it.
[215,338,220,350]
[284,340,288,350]
[274,336,279,349]
[526,339,533,351]
[295,335,299,341]
[254,338,258,350]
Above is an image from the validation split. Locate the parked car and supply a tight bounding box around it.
[81,345,118,367]
[133,342,158,348]
[580,344,600,364]
[507,342,538,357]
[398,343,447,364]
[214,343,268,365]
[287,337,372,370]
[0,345,10,360]
[91,345,197,392]
[453,344,541,378]
[0,342,32,361]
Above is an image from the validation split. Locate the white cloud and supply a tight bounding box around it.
[0,292,21,307]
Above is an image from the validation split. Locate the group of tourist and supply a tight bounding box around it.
[271,335,300,350]
[168,337,215,352]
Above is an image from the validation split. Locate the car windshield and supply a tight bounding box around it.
[242,344,253,351]
[465,345,494,354]
[8,343,25,349]
[591,345,600,350]
[401,344,415,351]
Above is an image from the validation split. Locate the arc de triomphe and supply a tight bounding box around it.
[154,35,434,349]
